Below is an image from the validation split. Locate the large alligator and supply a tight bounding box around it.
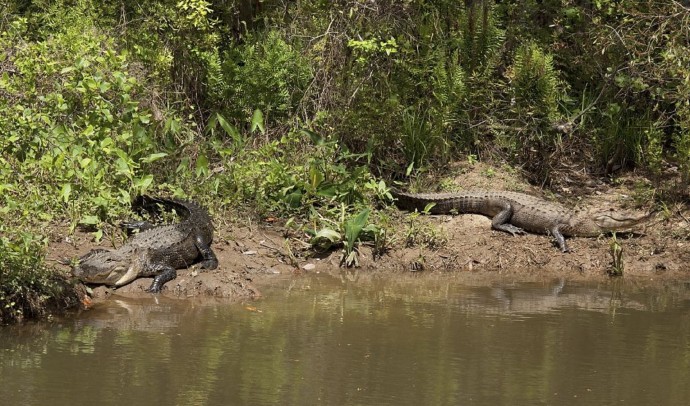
[391,189,651,252]
[72,196,218,293]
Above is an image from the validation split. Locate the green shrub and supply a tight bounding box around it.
[674,107,690,185]
[221,30,313,127]
[457,0,504,76]
[216,128,383,217]
[0,15,168,228]
[0,230,79,324]
[510,42,560,121]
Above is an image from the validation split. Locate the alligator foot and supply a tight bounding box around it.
[550,226,569,252]
[199,259,219,269]
[552,240,571,252]
[145,265,177,293]
[493,223,526,236]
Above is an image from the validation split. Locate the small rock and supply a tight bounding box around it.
[302,263,316,271]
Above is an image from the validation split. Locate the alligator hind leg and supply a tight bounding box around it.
[491,205,526,236]
[195,235,219,270]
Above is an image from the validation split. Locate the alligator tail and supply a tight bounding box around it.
[132,195,195,219]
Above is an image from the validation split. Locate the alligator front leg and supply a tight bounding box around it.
[491,205,526,236]
[195,235,219,270]
[145,264,177,293]
[550,225,569,252]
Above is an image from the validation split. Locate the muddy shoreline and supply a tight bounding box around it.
[47,166,690,306]
[49,212,690,306]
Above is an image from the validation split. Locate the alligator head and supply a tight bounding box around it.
[72,248,146,287]
[592,210,653,231]
[572,209,654,236]
[565,208,653,237]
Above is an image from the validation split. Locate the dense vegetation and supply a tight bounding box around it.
[2,0,689,322]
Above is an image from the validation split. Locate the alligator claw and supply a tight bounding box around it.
[145,283,162,294]
[199,259,219,270]
[498,224,525,236]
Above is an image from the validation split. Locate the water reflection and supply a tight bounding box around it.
[1,275,689,405]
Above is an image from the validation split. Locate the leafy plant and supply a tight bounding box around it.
[0,13,170,229]
[402,211,448,249]
[457,0,505,75]
[220,30,313,127]
[509,42,560,121]
[0,231,80,324]
[341,208,371,267]
[400,107,449,169]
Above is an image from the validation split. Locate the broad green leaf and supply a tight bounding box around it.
[60,183,71,202]
[315,184,336,197]
[84,77,98,91]
[311,228,341,244]
[166,117,181,135]
[54,153,65,169]
[80,215,100,225]
[284,191,303,208]
[196,154,209,177]
[119,189,131,204]
[301,129,325,146]
[82,125,95,138]
[141,152,168,163]
[134,174,153,189]
[422,203,436,214]
[308,165,324,190]
[216,113,241,142]
[345,209,370,249]
[115,157,132,177]
[361,223,380,234]
[207,113,218,131]
[251,109,265,134]
[100,137,114,149]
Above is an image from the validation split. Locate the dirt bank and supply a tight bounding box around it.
[47,164,690,305]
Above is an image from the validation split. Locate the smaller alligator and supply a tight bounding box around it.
[391,189,651,252]
[72,196,218,293]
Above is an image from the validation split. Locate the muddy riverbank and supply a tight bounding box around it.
[47,208,690,306]
[45,166,690,305]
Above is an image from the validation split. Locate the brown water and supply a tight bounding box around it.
[1,274,690,406]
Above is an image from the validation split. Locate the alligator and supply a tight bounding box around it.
[71,196,218,293]
[391,189,651,252]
